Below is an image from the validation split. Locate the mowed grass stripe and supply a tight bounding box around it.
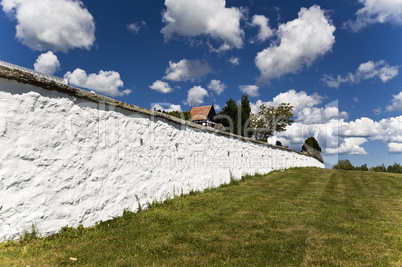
[0,168,401,266]
[308,170,402,266]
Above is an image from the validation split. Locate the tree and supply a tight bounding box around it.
[387,163,402,173]
[355,164,368,171]
[250,103,294,139]
[215,95,251,137]
[301,137,323,162]
[333,159,354,170]
[240,95,251,137]
[370,164,386,172]
[215,98,238,134]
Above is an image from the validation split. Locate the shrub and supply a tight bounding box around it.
[301,137,323,163]
[333,160,354,170]
[275,141,282,146]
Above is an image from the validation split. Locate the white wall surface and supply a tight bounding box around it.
[0,78,323,241]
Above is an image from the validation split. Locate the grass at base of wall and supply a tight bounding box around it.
[1,168,401,266]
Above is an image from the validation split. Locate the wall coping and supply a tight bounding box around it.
[0,63,320,161]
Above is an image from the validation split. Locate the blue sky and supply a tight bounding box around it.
[0,0,401,168]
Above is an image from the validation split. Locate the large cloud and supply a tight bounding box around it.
[297,106,349,124]
[64,68,131,97]
[161,0,245,51]
[33,51,60,75]
[185,86,208,106]
[163,59,212,82]
[252,89,402,155]
[251,89,323,114]
[344,0,402,32]
[339,117,384,137]
[255,5,335,83]
[277,119,375,156]
[322,60,399,88]
[325,137,369,155]
[1,0,95,52]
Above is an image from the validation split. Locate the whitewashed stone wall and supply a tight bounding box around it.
[0,76,323,241]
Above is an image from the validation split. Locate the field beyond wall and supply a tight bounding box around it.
[1,168,401,266]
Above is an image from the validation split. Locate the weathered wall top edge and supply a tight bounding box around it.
[0,65,321,162]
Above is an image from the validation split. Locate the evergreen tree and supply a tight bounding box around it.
[215,98,238,134]
[215,95,251,137]
[240,95,251,137]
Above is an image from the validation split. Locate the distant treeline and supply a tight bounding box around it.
[333,160,402,173]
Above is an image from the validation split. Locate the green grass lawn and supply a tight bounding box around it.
[1,168,401,266]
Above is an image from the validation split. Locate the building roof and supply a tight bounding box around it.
[190,105,214,121]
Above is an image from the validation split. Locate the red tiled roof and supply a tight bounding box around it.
[190,105,213,121]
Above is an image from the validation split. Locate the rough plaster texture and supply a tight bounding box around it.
[0,73,323,241]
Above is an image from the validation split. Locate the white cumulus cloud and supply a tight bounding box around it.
[253,90,402,155]
[386,91,402,111]
[250,15,273,43]
[388,142,402,153]
[208,79,226,95]
[338,116,402,150]
[297,106,349,125]
[322,60,399,88]
[326,137,369,155]
[1,0,95,52]
[161,0,245,51]
[255,5,335,83]
[64,68,131,97]
[33,51,60,75]
[344,0,402,32]
[239,85,259,97]
[149,80,173,94]
[260,89,323,114]
[185,86,208,106]
[339,117,383,137]
[152,103,182,112]
[163,59,212,82]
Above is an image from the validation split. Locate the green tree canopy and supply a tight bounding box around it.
[215,95,251,137]
[386,163,402,173]
[240,95,251,137]
[250,103,294,139]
